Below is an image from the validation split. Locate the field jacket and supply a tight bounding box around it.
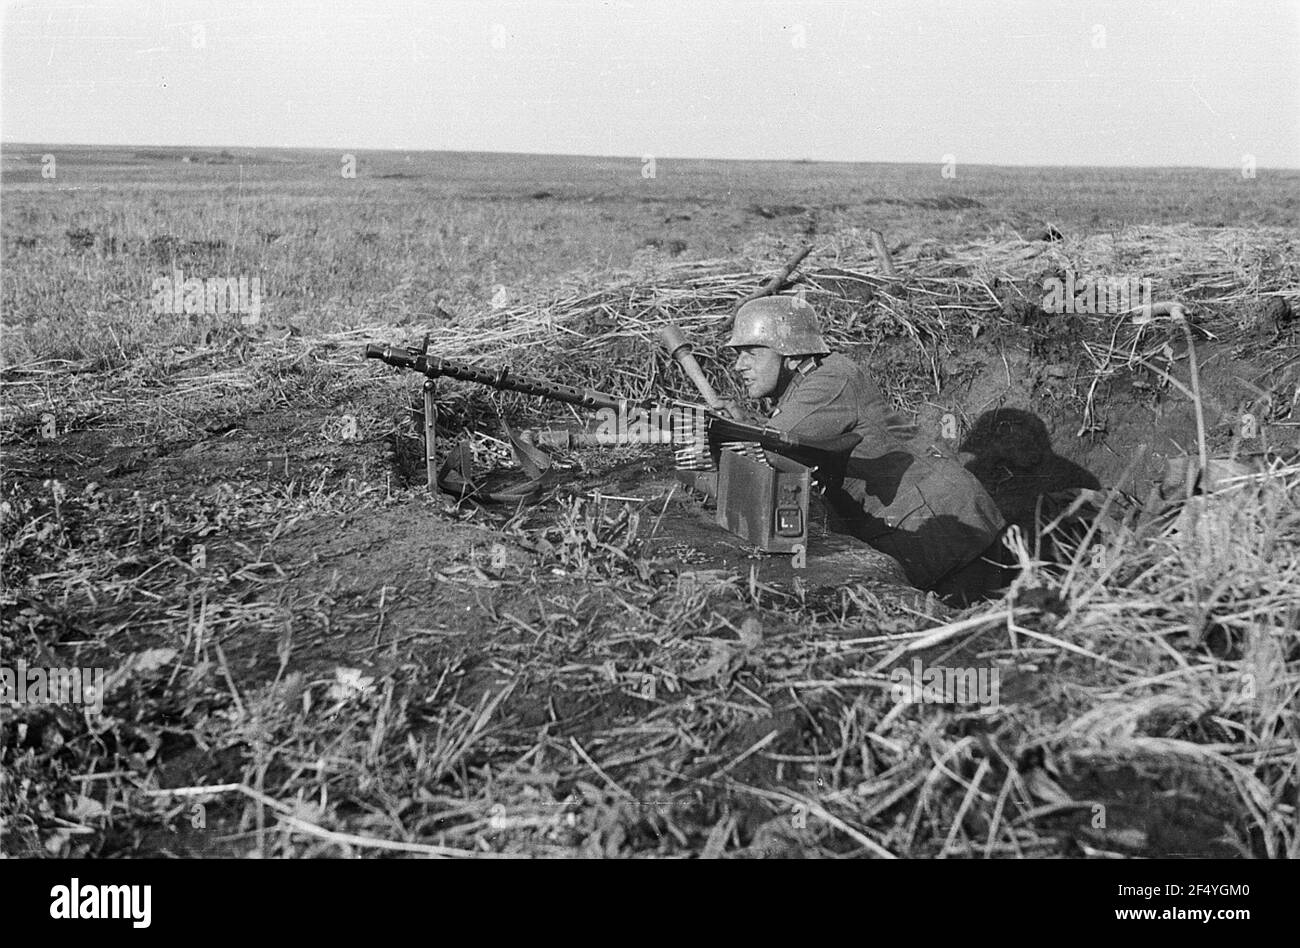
[765,354,1006,589]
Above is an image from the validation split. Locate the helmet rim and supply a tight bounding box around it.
[726,295,830,356]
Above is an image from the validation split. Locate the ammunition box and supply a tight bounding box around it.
[715,447,810,554]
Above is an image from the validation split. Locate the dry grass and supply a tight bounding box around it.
[4,464,1296,857]
[2,151,1298,857]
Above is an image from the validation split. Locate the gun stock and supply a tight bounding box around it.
[704,414,860,472]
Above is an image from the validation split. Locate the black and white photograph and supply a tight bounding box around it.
[1,0,1297,899]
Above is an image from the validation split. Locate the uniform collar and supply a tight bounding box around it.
[772,355,824,413]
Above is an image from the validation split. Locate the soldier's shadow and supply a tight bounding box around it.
[959,407,1101,559]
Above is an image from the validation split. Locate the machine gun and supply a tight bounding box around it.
[363,341,654,415]
[364,338,860,554]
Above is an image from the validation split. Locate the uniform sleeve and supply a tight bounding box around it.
[768,370,858,441]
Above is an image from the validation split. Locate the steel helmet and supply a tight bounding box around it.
[726,296,830,356]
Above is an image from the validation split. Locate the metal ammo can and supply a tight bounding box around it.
[714,445,810,554]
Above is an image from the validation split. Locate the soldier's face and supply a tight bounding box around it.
[733,346,783,398]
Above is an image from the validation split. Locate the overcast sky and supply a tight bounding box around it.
[2,0,1298,167]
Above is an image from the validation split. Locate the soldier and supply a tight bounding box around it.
[726,296,1009,605]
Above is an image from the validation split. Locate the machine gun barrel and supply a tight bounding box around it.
[364,342,657,413]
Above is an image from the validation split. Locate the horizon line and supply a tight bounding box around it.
[3,141,1297,174]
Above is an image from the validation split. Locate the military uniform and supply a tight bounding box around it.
[765,354,1007,595]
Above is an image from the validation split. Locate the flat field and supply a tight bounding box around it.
[2,145,1297,857]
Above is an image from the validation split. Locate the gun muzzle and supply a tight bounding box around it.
[365,343,420,371]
